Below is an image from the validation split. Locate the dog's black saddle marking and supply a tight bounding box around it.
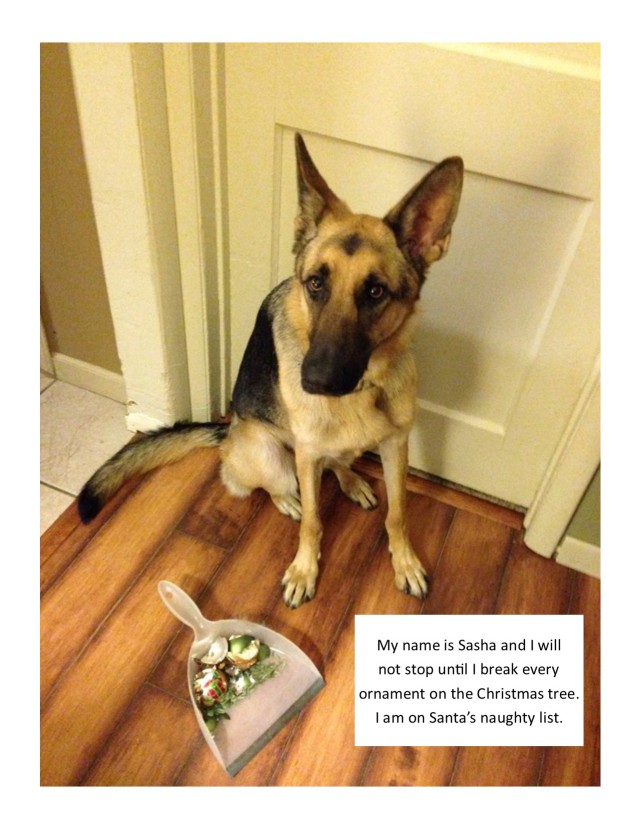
[232,279,290,424]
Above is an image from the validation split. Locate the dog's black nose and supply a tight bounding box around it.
[301,373,354,396]
[301,351,365,396]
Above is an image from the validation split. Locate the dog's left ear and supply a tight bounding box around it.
[385,157,464,279]
[294,133,350,254]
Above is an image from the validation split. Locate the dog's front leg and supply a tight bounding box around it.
[379,434,428,598]
[281,447,323,608]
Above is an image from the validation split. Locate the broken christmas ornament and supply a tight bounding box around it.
[192,633,285,733]
[158,581,324,776]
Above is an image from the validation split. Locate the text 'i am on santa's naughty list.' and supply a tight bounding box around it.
[355,615,583,746]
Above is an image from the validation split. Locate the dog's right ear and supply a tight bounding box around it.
[294,133,350,254]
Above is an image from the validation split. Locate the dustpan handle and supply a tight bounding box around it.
[158,580,208,642]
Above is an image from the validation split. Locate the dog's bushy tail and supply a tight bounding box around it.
[77,421,228,524]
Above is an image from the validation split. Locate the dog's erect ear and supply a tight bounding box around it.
[294,133,350,254]
[385,157,464,279]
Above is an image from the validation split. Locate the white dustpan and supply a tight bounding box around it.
[158,581,324,776]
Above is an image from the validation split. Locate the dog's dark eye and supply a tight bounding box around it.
[368,283,386,300]
[306,275,325,295]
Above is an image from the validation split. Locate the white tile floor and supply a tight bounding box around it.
[40,373,132,534]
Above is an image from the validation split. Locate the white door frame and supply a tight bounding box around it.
[69,43,229,431]
[163,43,231,421]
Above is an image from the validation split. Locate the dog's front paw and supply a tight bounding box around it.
[391,551,429,599]
[281,560,318,608]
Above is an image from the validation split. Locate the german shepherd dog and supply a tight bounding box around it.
[79,134,463,608]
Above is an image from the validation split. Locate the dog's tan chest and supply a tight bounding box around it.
[286,382,410,458]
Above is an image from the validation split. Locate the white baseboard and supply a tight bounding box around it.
[555,535,600,579]
[51,353,127,404]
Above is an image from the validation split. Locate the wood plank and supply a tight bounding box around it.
[273,494,455,786]
[40,476,144,593]
[422,508,514,615]
[495,532,575,615]
[452,747,544,786]
[40,532,225,785]
[178,465,269,549]
[539,572,600,786]
[82,685,195,786]
[363,745,456,787]
[40,450,220,700]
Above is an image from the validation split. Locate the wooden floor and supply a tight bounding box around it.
[40,449,600,786]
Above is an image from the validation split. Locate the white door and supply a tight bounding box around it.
[223,43,599,509]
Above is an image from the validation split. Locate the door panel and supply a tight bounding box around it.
[225,43,599,507]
